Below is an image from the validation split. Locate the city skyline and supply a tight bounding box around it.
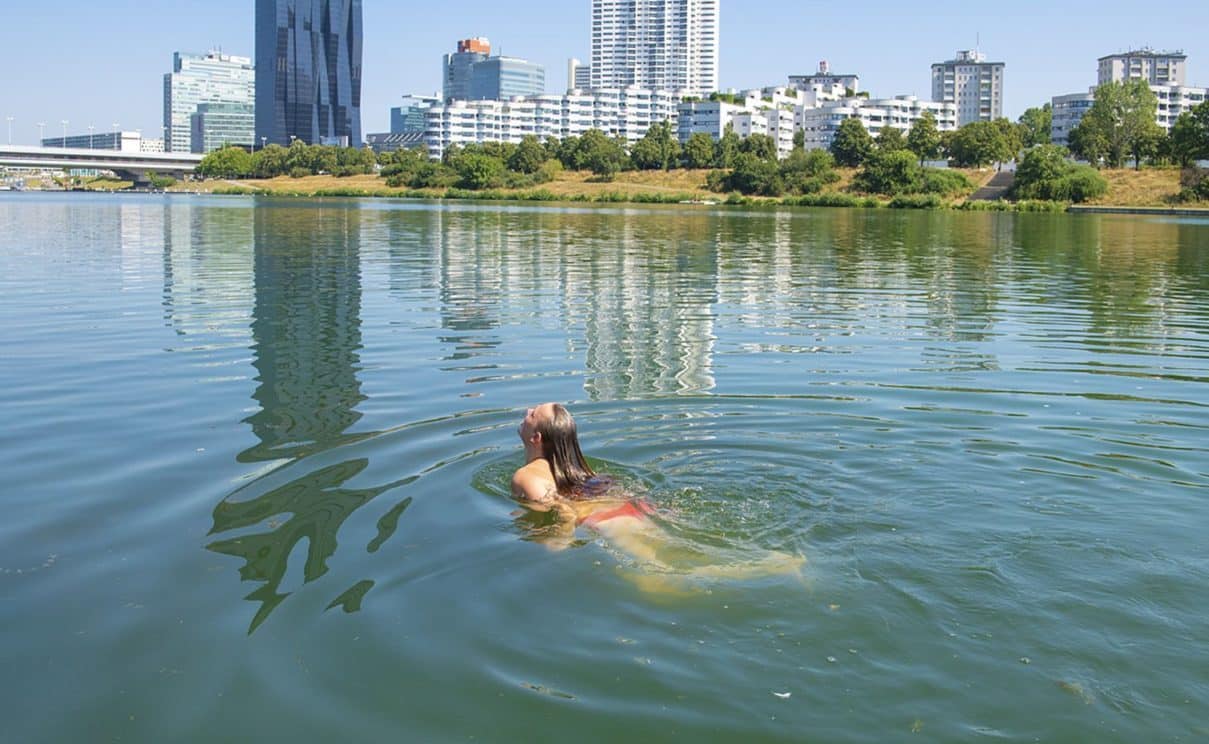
[1,0,1207,143]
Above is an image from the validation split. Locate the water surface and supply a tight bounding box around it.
[2,194,1207,742]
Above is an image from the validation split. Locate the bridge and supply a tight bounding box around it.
[0,145,204,183]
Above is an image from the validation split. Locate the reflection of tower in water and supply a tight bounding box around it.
[240,206,366,462]
[208,205,398,633]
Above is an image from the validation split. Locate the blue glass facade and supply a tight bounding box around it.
[468,57,545,101]
[255,0,363,146]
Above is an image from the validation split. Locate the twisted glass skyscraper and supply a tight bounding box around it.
[255,0,363,146]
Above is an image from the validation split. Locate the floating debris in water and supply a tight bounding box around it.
[773,691,791,699]
[1056,680,1095,705]
[1,553,58,576]
[826,656,837,664]
[828,604,840,611]
[520,682,575,700]
[911,719,924,733]
[1019,657,1031,665]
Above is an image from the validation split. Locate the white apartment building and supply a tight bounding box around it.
[422,87,679,159]
[1051,83,1208,146]
[590,0,719,97]
[788,61,860,95]
[1098,49,1186,87]
[1050,91,1095,148]
[799,96,958,151]
[677,86,955,157]
[163,51,254,154]
[931,50,1005,127]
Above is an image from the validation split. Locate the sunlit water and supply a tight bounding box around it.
[2,193,1207,742]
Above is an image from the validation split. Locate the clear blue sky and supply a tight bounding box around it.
[1,0,1206,143]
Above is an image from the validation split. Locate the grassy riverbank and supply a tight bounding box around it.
[169,166,1200,211]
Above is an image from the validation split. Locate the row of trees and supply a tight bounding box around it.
[196,140,379,179]
[829,113,1025,171]
[1068,82,1209,169]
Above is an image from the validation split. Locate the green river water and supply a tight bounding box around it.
[1,194,1207,742]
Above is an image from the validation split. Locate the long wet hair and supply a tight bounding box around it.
[537,404,597,497]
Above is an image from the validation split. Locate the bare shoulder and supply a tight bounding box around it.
[512,462,557,504]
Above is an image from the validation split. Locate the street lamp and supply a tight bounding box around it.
[261,136,267,151]
[88,124,95,150]
[112,123,119,151]
[37,122,46,145]
[60,120,68,148]
[5,116,12,145]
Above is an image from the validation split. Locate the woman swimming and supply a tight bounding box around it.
[511,403,804,586]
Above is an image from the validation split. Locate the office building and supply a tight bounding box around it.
[41,130,145,152]
[931,49,1005,127]
[391,95,440,134]
[568,58,592,91]
[469,56,545,100]
[255,0,363,147]
[1098,49,1186,87]
[444,38,491,102]
[590,0,720,97]
[788,61,860,95]
[163,51,255,153]
[190,103,255,153]
[798,96,957,151]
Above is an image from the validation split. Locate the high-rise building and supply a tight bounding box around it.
[163,51,254,153]
[567,58,592,91]
[444,38,491,102]
[255,0,363,147]
[469,56,545,100]
[391,94,441,134]
[931,50,1004,127]
[1098,49,1187,87]
[590,0,720,97]
[190,103,255,153]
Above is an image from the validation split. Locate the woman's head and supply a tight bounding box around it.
[519,402,595,495]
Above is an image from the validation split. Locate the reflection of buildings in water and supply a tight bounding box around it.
[564,215,718,399]
[208,458,410,633]
[1015,214,1188,348]
[239,206,367,463]
[160,201,254,339]
[208,205,391,632]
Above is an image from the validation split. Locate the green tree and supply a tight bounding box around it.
[1017,104,1053,148]
[907,112,942,166]
[875,126,907,153]
[251,144,288,177]
[993,117,1024,170]
[630,120,682,170]
[722,152,784,196]
[1010,144,1107,202]
[853,149,924,195]
[792,129,806,152]
[780,148,839,194]
[714,124,741,168]
[508,135,548,174]
[740,133,778,161]
[196,146,254,178]
[830,117,874,167]
[576,129,626,179]
[682,132,717,169]
[948,121,1005,168]
[1166,103,1209,167]
[452,152,506,189]
[1068,80,1162,168]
